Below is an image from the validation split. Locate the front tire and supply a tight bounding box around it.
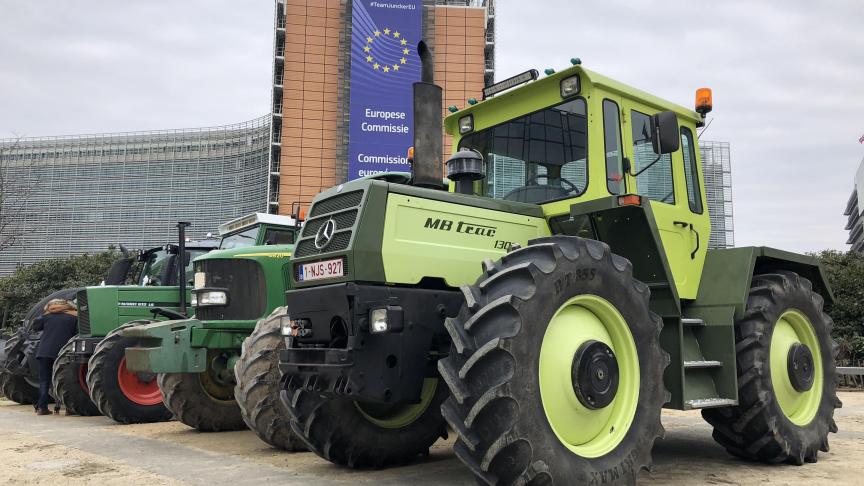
[0,367,40,405]
[159,367,246,432]
[283,377,448,468]
[86,323,172,424]
[234,308,305,451]
[52,341,100,416]
[702,272,841,464]
[438,237,667,485]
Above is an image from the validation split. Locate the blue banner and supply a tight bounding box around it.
[348,0,422,179]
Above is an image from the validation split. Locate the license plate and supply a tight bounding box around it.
[298,258,344,282]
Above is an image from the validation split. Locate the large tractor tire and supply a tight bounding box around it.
[0,367,39,405]
[702,271,841,465]
[234,308,305,451]
[283,377,448,468]
[438,237,667,485]
[158,365,246,432]
[52,341,100,416]
[86,322,172,424]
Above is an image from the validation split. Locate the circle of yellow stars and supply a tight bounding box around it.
[363,27,410,73]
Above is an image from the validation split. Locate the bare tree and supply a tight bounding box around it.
[0,138,35,254]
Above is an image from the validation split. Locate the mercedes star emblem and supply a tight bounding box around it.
[314,218,337,249]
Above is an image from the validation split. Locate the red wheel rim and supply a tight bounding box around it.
[117,357,162,406]
[78,363,89,393]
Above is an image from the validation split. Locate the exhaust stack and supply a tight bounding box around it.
[411,41,443,189]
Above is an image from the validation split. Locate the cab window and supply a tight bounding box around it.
[680,127,703,213]
[603,100,624,194]
[219,227,258,249]
[630,110,674,204]
[460,98,588,204]
[263,228,295,245]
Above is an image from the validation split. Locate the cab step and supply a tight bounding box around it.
[685,398,737,409]
[684,360,723,369]
[681,318,705,327]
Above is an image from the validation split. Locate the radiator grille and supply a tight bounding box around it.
[309,190,363,218]
[77,290,90,335]
[195,259,266,321]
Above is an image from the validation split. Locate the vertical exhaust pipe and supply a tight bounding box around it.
[412,41,443,189]
[177,222,190,317]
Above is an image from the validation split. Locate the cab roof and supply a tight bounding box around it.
[219,212,298,236]
[444,63,702,135]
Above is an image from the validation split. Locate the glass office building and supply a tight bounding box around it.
[0,116,270,275]
[843,156,864,253]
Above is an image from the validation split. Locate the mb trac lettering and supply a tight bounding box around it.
[424,218,497,237]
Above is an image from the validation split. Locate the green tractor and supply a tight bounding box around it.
[63,229,218,422]
[274,43,840,483]
[122,213,303,442]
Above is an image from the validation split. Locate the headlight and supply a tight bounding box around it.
[280,317,311,337]
[560,75,580,98]
[280,316,293,336]
[190,293,198,306]
[370,308,388,333]
[458,115,474,134]
[197,290,227,306]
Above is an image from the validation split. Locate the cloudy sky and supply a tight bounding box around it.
[1,0,862,253]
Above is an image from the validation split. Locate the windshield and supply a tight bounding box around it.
[459,98,588,204]
[139,250,171,286]
[219,226,258,249]
[139,248,208,286]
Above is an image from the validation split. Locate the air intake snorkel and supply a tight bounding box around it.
[411,41,444,189]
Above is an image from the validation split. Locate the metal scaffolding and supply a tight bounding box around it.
[0,116,270,275]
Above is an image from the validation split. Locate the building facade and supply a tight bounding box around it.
[844,157,864,253]
[267,0,494,213]
[701,141,734,249]
[0,116,270,275]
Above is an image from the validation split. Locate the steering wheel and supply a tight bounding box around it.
[524,174,580,194]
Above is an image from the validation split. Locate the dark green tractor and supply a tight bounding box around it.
[64,232,218,422]
[275,43,840,484]
[122,213,303,444]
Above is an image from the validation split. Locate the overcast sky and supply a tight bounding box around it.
[1,0,862,253]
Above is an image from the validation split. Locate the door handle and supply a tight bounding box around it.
[689,224,700,260]
[672,221,700,259]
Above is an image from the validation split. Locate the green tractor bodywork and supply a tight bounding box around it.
[123,213,299,378]
[278,56,837,479]
[69,241,218,362]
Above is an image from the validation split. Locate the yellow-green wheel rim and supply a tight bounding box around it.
[770,309,822,426]
[355,378,437,429]
[539,295,640,458]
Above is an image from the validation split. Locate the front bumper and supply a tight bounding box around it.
[69,337,103,363]
[122,319,208,373]
[122,319,251,373]
[278,283,461,405]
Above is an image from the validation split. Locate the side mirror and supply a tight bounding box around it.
[650,111,680,154]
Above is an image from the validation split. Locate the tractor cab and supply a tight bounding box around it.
[138,243,213,287]
[217,213,299,250]
[444,64,712,300]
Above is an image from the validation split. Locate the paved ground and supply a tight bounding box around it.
[1,392,862,485]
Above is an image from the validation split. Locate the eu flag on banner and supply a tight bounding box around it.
[347,1,423,180]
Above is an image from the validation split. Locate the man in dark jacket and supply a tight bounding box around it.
[32,299,78,415]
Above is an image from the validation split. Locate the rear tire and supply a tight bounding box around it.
[702,271,841,465]
[87,323,172,424]
[0,367,39,405]
[438,237,667,485]
[234,308,306,451]
[52,341,100,416]
[159,369,245,432]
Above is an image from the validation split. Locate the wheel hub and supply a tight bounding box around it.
[787,342,815,392]
[572,340,619,410]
